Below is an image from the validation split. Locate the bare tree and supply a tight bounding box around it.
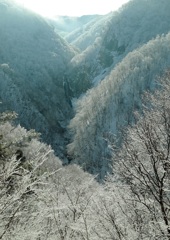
[0,111,61,239]
[112,71,170,239]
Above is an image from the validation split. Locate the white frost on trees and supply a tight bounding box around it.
[68,33,170,177]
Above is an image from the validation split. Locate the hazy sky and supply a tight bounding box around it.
[15,0,130,18]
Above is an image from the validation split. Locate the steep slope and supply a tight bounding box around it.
[0,0,76,158]
[68,33,170,178]
[48,15,100,37]
[65,14,111,51]
[68,0,170,95]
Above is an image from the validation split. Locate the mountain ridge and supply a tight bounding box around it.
[1,0,170,169]
[68,32,170,177]
[0,0,76,159]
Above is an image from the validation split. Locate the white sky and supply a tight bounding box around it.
[15,0,130,18]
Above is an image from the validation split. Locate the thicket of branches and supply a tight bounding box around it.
[111,71,170,239]
[1,71,170,239]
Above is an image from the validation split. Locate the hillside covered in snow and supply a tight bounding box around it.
[1,0,170,171]
[68,0,170,95]
[2,0,170,239]
[0,0,77,159]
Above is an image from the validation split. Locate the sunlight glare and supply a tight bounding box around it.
[15,0,130,17]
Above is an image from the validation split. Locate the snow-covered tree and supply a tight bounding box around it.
[0,110,62,239]
[68,0,170,90]
[0,109,100,239]
[0,0,76,156]
[68,33,170,178]
[111,71,170,239]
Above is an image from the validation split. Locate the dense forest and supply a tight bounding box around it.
[1,0,170,239]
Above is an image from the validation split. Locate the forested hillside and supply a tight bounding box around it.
[65,14,112,51]
[48,14,100,37]
[1,0,170,166]
[0,0,77,159]
[68,0,170,95]
[1,0,170,237]
[68,33,170,177]
[1,71,170,239]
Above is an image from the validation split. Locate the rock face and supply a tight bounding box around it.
[0,0,76,158]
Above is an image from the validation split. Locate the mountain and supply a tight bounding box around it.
[48,15,101,37]
[68,32,170,178]
[1,0,170,171]
[65,14,111,50]
[68,0,170,96]
[0,0,76,159]
[2,0,170,238]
